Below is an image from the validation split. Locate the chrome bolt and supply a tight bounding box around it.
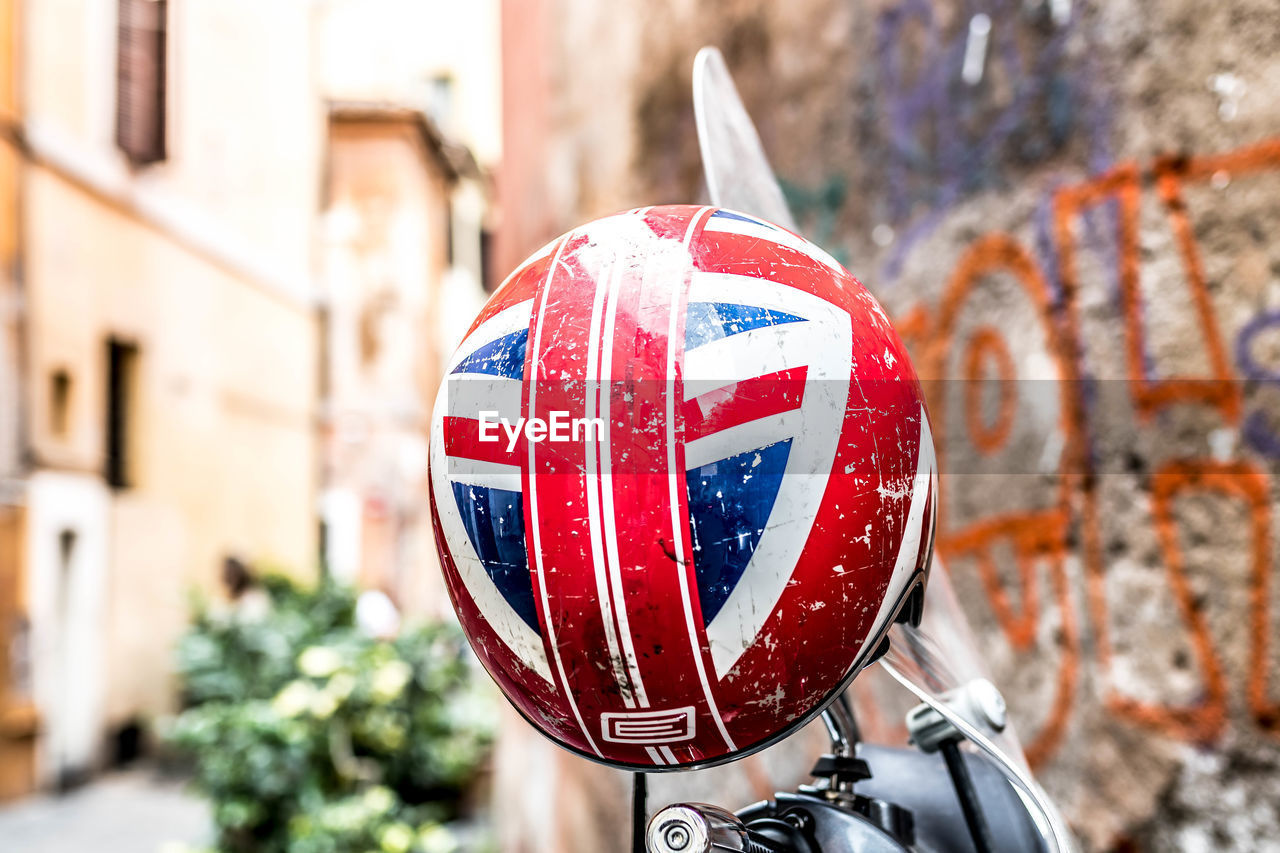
[663,823,691,850]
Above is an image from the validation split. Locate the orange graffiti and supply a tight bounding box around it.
[1052,140,1280,747]
[898,135,1280,767]
[942,512,1065,650]
[919,232,1083,767]
[1104,460,1272,743]
[1053,163,1239,422]
[962,326,1017,455]
[940,512,1079,768]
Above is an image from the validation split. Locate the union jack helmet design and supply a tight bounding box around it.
[429,206,936,769]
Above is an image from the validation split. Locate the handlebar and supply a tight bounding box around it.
[647,803,790,853]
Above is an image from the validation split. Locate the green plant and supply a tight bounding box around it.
[168,574,497,853]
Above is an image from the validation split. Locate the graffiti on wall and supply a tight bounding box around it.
[883,137,1280,768]
[768,0,1280,772]
[875,0,1113,278]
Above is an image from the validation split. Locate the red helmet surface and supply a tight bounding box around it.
[429,205,936,769]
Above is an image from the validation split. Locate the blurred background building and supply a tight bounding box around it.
[0,1,1278,851]
[0,0,496,800]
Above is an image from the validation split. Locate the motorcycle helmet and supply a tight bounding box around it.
[429,205,936,769]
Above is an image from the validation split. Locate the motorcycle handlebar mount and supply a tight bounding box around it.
[647,803,785,853]
[644,699,861,853]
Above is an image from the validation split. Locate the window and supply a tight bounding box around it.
[480,228,495,292]
[426,73,454,130]
[104,339,138,489]
[57,529,77,572]
[445,198,455,267]
[116,0,167,165]
[49,369,71,438]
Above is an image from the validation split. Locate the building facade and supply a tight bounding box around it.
[318,102,484,619]
[314,0,497,619]
[0,0,495,797]
[0,0,32,802]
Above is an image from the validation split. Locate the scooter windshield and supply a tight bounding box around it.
[692,45,1076,852]
[877,563,1078,853]
[692,46,798,231]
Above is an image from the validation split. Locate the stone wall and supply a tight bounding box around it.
[496,0,1280,848]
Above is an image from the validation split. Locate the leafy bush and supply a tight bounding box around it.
[168,574,497,853]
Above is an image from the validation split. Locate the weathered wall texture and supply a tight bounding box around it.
[498,0,1280,848]
[320,115,453,618]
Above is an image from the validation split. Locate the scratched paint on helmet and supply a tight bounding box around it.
[429,205,936,770]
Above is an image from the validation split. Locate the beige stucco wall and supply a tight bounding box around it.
[24,0,322,290]
[14,0,325,767]
[2,0,498,796]
[24,165,318,730]
[0,0,22,480]
[0,0,33,799]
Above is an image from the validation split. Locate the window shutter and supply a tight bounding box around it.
[116,0,167,165]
